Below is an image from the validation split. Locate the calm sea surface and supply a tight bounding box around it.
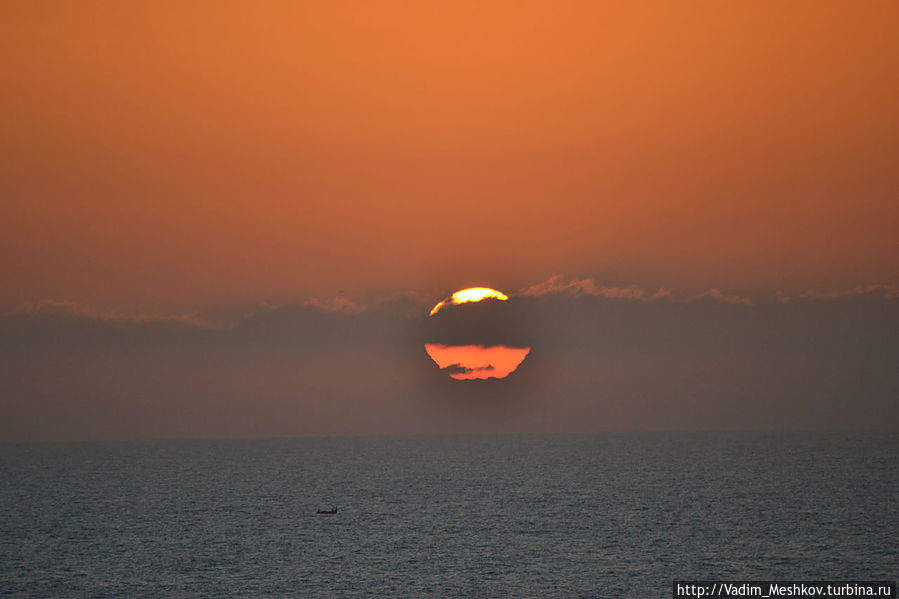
[1,432,896,598]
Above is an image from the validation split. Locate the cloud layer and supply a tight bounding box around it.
[1,279,897,441]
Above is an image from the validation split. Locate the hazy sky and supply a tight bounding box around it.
[1,2,897,441]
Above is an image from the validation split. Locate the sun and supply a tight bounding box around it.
[424,344,531,380]
[425,286,530,380]
[429,287,509,316]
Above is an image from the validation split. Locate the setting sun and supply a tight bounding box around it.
[424,344,531,380]
[429,287,510,316]
[425,287,529,380]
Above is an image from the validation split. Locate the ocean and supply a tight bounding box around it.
[1,432,896,597]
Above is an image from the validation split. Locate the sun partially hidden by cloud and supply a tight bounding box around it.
[429,287,509,316]
[424,344,531,381]
[425,286,530,380]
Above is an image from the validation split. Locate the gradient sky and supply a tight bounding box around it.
[2,1,897,310]
[1,2,897,441]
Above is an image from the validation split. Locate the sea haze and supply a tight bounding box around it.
[1,432,896,598]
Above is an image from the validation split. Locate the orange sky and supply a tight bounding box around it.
[2,1,897,310]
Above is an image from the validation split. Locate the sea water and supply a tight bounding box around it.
[1,432,896,597]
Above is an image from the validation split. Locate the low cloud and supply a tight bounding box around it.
[10,299,214,327]
[1,279,897,441]
[518,275,746,303]
[518,275,668,300]
[690,289,752,305]
[304,296,365,314]
[790,284,899,302]
[517,275,899,306]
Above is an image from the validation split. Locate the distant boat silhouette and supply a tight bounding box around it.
[316,508,338,514]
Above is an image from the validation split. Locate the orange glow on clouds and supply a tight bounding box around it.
[424,344,530,380]
[429,287,509,316]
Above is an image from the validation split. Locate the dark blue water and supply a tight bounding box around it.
[1,432,896,597]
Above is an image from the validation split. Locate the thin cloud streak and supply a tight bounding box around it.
[518,275,751,303]
[517,275,669,300]
[303,296,365,314]
[791,284,899,302]
[516,275,899,305]
[690,289,752,305]
[10,299,216,328]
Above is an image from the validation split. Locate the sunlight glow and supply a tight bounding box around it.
[424,344,531,380]
[429,287,509,316]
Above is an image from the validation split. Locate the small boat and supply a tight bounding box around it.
[316,508,338,514]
